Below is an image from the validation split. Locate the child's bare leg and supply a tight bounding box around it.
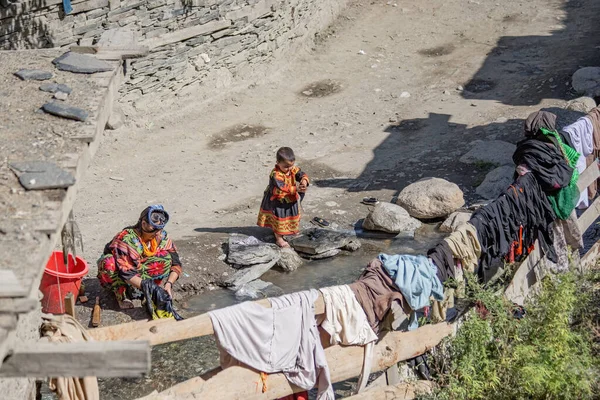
[274,233,290,248]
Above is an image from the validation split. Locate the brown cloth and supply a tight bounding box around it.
[349,259,410,334]
[524,111,557,137]
[41,314,100,400]
[586,106,600,198]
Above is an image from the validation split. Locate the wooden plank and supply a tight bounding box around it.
[64,293,75,318]
[0,341,150,378]
[504,242,547,305]
[578,196,600,233]
[580,240,600,272]
[0,270,27,298]
[91,296,325,345]
[141,20,231,49]
[138,323,453,400]
[345,381,434,400]
[576,161,600,193]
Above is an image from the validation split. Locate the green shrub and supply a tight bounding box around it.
[423,271,599,400]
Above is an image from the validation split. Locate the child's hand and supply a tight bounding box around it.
[298,179,308,192]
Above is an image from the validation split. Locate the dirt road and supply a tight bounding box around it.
[74,0,600,307]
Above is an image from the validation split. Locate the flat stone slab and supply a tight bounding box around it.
[476,165,515,200]
[52,52,113,74]
[39,83,73,94]
[289,228,356,255]
[42,102,89,122]
[227,234,280,266]
[9,161,75,190]
[298,249,341,260]
[224,259,278,290]
[14,69,53,81]
[459,140,516,166]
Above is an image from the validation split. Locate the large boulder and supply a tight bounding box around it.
[475,165,514,200]
[277,247,304,272]
[572,67,600,97]
[362,202,422,233]
[440,211,472,233]
[459,140,516,166]
[396,177,465,219]
[227,235,280,266]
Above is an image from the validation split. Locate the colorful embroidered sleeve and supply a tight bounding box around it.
[270,169,297,202]
[294,166,309,185]
[163,233,183,276]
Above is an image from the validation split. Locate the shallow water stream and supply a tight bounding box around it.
[75,225,444,399]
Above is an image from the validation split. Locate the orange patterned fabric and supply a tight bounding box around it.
[257,164,308,235]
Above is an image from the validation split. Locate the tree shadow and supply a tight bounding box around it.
[461,0,600,106]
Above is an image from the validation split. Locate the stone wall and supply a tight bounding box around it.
[1,0,349,99]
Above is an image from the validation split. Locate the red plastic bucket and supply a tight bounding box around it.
[39,251,89,314]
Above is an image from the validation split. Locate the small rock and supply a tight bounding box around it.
[396,177,465,219]
[459,140,516,166]
[400,91,411,98]
[200,53,210,63]
[443,90,451,95]
[342,239,362,251]
[495,117,508,123]
[53,91,68,101]
[14,69,52,81]
[224,259,278,290]
[106,105,125,130]
[358,50,366,55]
[475,165,515,200]
[42,102,88,122]
[566,97,597,114]
[39,83,72,94]
[572,67,600,97]
[109,176,124,181]
[456,85,464,91]
[325,201,339,207]
[362,202,422,233]
[52,52,113,74]
[234,279,284,300]
[440,211,472,233]
[276,247,303,272]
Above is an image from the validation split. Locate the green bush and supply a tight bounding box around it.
[423,270,599,400]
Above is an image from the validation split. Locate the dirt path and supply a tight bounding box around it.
[74,0,600,318]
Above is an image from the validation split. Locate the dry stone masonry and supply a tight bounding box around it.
[1,0,349,99]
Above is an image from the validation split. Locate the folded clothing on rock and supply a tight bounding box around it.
[209,289,334,400]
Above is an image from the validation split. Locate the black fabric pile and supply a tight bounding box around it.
[427,241,455,283]
[470,173,556,281]
[141,279,184,321]
[512,138,573,192]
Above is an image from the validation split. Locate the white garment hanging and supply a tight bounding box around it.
[562,116,594,208]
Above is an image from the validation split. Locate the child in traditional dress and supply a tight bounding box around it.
[257,147,309,247]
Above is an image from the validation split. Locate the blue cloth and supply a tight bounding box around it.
[378,254,444,330]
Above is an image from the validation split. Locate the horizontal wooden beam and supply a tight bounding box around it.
[578,195,600,233]
[138,323,454,400]
[346,381,434,399]
[90,296,325,346]
[0,341,150,378]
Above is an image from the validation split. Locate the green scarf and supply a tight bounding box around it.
[539,128,580,219]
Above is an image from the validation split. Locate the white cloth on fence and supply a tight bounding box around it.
[209,289,334,400]
[317,285,378,394]
[317,285,378,346]
[562,116,594,208]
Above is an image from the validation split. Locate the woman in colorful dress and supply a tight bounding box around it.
[257,147,309,247]
[97,205,182,309]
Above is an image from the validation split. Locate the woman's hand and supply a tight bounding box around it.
[164,281,173,298]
